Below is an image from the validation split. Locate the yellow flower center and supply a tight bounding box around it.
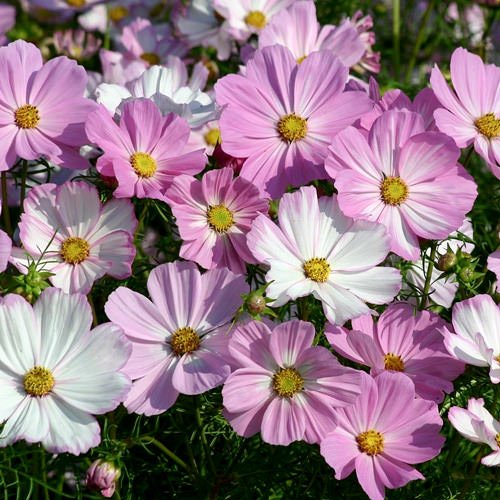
[207,204,234,233]
[130,152,157,178]
[245,10,266,29]
[304,257,331,283]
[383,352,405,371]
[357,429,385,455]
[496,433,500,448]
[140,52,161,65]
[14,105,40,129]
[204,128,221,147]
[296,55,307,65]
[273,367,304,397]
[24,366,54,396]
[475,113,500,139]
[278,113,307,142]
[66,0,86,7]
[109,5,129,22]
[60,237,89,265]
[170,327,200,355]
[380,176,409,205]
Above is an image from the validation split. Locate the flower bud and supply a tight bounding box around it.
[247,292,266,315]
[86,460,120,498]
[437,252,457,272]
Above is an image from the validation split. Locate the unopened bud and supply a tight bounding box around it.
[247,292,266,315]
[437,252,457,272]
[86,460,120,498]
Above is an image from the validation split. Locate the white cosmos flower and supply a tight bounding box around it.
[247,186,402,325]
[0,289,131,455]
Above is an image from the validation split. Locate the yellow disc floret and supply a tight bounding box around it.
[245,10,267,29]
[296,55,307,65]
[109,5,129,22]
[24,366,54,396]
[207,204,234,233]
[66,0,86,7]
[304,257,331,283]
[380,176,409,205]
[475,113,500,139]
[357,429,385,455]
[60,237,90,265]
[204,128,221,147]
[383,352,405,372]
[278,113,307,142]
[496,433,500,448]
[140,52,161,65]
[170,327,200,355]
[14,105,40,129]
[273,367,304,397]
[130,152,157,178]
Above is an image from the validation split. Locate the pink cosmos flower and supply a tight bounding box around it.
[104,261,248,415]
[326,109,477,260]
[0,40,97,171]
[215,45,372,198]
[320,371,444,500]
[0,198,11,273]
[86,460,121,498]
[449,398,500,466]
[442,294,500,383]
[325,303,465,403]
[53,29,102,61]
[350,10,380,74]
[165,167,269,274]
[27,0,105,12]
[85,99,206,200]
[0,288,131,454]
[247,186,401,325]
[430,47,500,179]
[0,4,15,45]
[222,319,362,445]
[258,1,365,68]
[12,181,137,295]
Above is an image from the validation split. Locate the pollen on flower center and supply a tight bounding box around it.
[304,257,331,283]
[170,327,200,355]
[383,352,405,371]
[60,237,89,265]
[24,366,54,396]
[245,10,267,29]
[357,429,385,455]
[66,0,86,6]
[130,152,157,178]
[475,113,500,139]
[204,128,221,147]
[296,55,307,65]
[207,204,234,233]
[273,367,304,397]
[278,113,307,142]
[380,176,409,205]
[109,5,129,22]
[14,104,40,129]
[141,52,161,65]
[496,433,500,448]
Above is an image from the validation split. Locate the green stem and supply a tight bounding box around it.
[138,436,191,472]
[444,432,462,472]
[419,242,437,309]
[40,449,50,500]
[20,159,28,210]
[404,0,436,84]
[195,396,217,478]
[458,444,485,500]
[392,0,401,80]
[479,8,499,62]
[88,293,98,327]
[462,145,474,169]
[1,172,12,237]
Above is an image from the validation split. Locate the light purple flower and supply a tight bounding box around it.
[0,4,15,45]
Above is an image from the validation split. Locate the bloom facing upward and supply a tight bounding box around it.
[222,319,362,445]
[0,40,97,171]
[104,261,248,415]
[326,109,477,260]
[320,372,444,500]
[165,167,269,274]
[0,288,131,454]
[215,45,372,198]
[247,186,401,325]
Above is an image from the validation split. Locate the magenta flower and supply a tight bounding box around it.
[85,99,206,200]
[222,319,361,445]
[326,109,477,260]
[86,460,121,498]
[12,181,137,295]
[165,167,268,274]
[320,371,444,500]
[215,45,372,198]
[0,40,97,171]
[350,10,380,74]
[104,261,248,415]
[431,47,500,179]
[326,303,465,403]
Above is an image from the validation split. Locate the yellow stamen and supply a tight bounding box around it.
[14,105,40,129]
[475,113,500,139]
[278,113,307,142]
[109,5,129,22]
[357,429,385,455]
[296,55,307,65]
[273,367,304,397]
[245,10,266,29]
[207,204,234,233]
[204,128,221,147]
[130,152,157,178]
[496,433,500,448]
[141,52,161,65]
[24,366,54,396]
[60,237,89,265]
[383,352,405,371]
[66,0,86,7]
[380,176,409,205]
[170,327,200,355]
[304,258,330,283]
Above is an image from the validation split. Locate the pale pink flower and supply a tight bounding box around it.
[0,4,15,45]
[86,460,121,498]
[350,10,380,74]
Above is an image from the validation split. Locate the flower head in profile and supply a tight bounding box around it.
[165,167,269,274]
[105,261,248,415]
[222,319,361,445]
[12,181,137,295]
[247,186,401,325]
[320,372,444,500]
[0,288,131,454]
